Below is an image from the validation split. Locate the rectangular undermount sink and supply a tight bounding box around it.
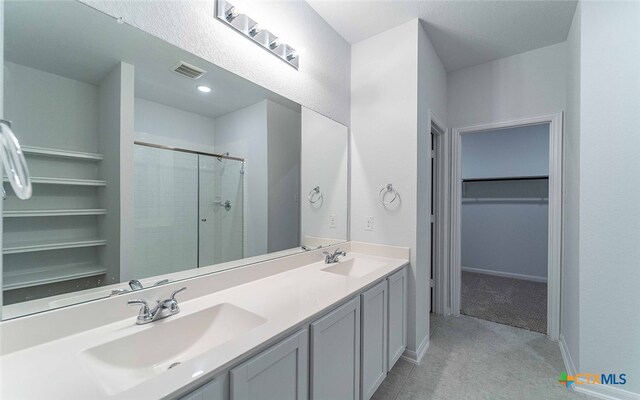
[322,257,389,278]
[79,303,266,395]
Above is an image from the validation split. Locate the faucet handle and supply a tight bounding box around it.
[128,299,150,317]
[170,286,187,302]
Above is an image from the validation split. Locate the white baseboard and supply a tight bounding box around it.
[560,335,639,400]
[401,334,429,365]
[559,334,577,375]
[461,266,547,283]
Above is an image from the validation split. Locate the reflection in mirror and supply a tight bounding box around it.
[1,1,348,319]
[301,108,349,248]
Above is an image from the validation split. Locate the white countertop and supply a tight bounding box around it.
[0,247,408,400]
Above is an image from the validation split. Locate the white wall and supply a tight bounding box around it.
[266,101,301,253]
[562,1,581,372]
[461,125,549,281]
[97,62,135,284]
[1,4,4,314]
[461,125,549,179]
[4,62,98,152]
[416,20,447,344]
[300,107,348,245]
[214,100,269,257]
[448,42,566,127]
[134,98,216,153]
[577,1,640,394]
[351,19,447,358]
[81,0,350,126]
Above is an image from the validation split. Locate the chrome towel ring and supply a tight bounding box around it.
[378,183,398,204]
[1,120,32,200]
[308,186,322,204]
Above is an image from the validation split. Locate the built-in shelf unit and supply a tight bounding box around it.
[1,59,133,303]
[3,262,107,291]
[3,140,109,299]
[21,145,104,161]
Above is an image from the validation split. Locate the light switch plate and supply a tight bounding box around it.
[329,214,337,228]
[365,216,374,231]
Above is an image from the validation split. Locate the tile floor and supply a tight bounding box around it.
[372,314,594,400]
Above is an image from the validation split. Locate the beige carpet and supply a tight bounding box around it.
[461,271,547,333]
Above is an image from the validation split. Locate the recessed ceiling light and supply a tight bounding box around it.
[197,85,212,93]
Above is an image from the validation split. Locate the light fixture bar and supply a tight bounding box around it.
[215,0,299,69]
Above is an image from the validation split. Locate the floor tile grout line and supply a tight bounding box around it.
[391,368,413,400]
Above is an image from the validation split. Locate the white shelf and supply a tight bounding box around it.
[3,209,107,217]
[21,146,103,161]
[3,239,107,254]
[3,263,106,290]
[4,177,107,186]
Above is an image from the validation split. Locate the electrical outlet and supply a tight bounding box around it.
[365,216,374,231]
[329,214,337,228]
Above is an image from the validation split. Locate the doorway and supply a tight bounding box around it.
[449,113,563,339]
[459,124,549,333]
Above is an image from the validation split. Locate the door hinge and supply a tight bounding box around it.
[430,279,435,288]
[430,214,435,223]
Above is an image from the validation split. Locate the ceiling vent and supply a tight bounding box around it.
[171,61,206,79]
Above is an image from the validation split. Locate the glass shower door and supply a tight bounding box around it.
[198,155,244,267]
[133,145,199,279]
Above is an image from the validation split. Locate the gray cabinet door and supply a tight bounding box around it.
[361,280,388,400]
[179,373,228,400]
[387,267,407,370]
[310,296,361,400]
[230,329,308,400]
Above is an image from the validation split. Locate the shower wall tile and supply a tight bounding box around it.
[132,146,198,280]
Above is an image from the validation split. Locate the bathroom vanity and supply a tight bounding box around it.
[0,4,409,399]
[0,242,408,400]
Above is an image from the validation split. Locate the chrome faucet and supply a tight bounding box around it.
[129,279,144,291]
[323,249,346,264]
[128,286,187,325]
[128,278,170,291]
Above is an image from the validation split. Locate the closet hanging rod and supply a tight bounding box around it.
[462,175,548,183]
[134,141,245,162]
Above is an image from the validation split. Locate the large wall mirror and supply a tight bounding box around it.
[1,1,348,319]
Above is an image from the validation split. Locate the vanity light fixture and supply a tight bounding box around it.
[197,85,212,93]
[215,0,299,69]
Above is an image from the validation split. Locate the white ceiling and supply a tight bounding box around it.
[306,0,577,71]
[4,1,299,120]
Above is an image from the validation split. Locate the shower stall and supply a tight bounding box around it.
[132,143,244,280]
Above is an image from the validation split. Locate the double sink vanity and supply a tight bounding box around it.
[0,4,404,399]
[0,242,409,399]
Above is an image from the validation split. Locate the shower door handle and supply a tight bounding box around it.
[201,218,207,222]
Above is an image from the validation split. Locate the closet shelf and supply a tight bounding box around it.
[3,177,107,186]
[462,175,549,183]
[3,263,106,290]
[3,209,107,217]
[21,146,104,161]
[3,239,107,254]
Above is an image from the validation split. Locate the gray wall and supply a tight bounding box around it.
[461,124,549,281]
